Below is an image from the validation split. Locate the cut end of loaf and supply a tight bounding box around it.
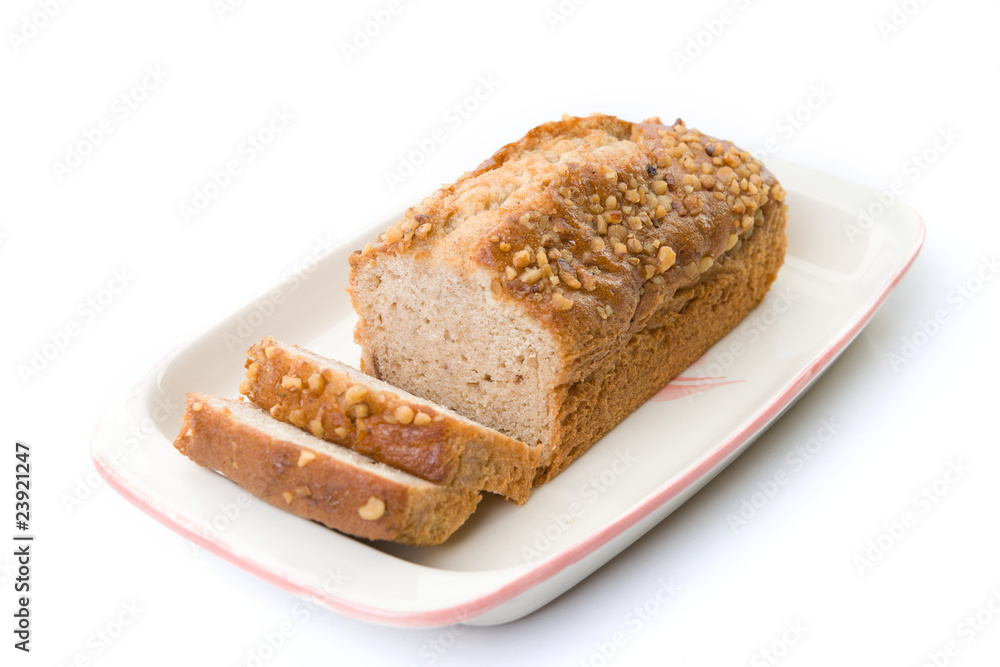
[351,255,561,461]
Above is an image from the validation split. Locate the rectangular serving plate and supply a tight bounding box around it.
[91,158,923,627]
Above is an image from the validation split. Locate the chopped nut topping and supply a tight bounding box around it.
[307,373,325,394]
[192,401,203,412]
[551,293,574,311]
[281,375,302,391]
[264,346,277,359]
[270,405,281,417]
[591,238,605,252]
[395,405,415,425]
[358,496,386,521]
[512,250,531,268]
[309,419,324,439]
[344,385,368,406]
[683,194,703,216]
[334,426,348,438]
[652,180,668,195]
[414,411,432,426]
[298,450,317,467]
[520,268,544,284]
[282,491,294,504]
[289,409,307,428]
[560,270,582,289]
[353,403,369,418]
[657,245,676,272]
[699,257,714,273]
[385,226,403,243]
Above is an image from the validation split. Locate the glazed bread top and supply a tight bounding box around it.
[349,114,786,383]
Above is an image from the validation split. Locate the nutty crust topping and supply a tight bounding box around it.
[349,114,786,359]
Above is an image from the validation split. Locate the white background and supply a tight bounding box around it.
[3,0,999,665]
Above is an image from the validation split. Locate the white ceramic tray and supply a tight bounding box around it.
[91,158,924,627]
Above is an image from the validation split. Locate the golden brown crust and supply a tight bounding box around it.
[172,394,481,546]
[241,338,538,503]
[536,193,787,481]
[348,113,787,483]
[349,114,786,387]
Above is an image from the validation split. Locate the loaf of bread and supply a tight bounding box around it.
[239,337,539,504]
[348,114,787,483]
[173,393,481,545]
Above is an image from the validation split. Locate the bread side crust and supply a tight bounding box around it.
[172,394,481,545]
[241,339,538,504]
[536,195,787,481]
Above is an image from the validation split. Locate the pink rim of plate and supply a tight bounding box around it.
[91,216,925,627]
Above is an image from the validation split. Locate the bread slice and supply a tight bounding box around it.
[172,393,481,545]
[239,338,538,504]
[347,114,787,482]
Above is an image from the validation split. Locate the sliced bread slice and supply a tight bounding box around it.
[173,393,481,546]
[240,337,539,504]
